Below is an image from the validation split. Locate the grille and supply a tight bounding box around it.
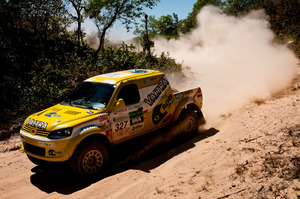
[23,125,50,137]
[24,142,45,157]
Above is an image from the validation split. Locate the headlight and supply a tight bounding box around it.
[48,128,73,139]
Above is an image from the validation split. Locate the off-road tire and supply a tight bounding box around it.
[69,141,109,177]
[179,110,200,137]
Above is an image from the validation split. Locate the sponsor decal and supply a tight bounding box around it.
[131,69,149,73]
[105,129,112,138]
[86,110,94,114]
[112,127,130,138]
[184,90,193,95]
[112,115,129,123]
[38,141,55,147]
[112,108,128,115]
[151,95,173,125]
[129,109,144,126]
[162,94,174,110]
[98,72,133,78]
[98,114,110,127]
[130,116,144,126]
[144,77,169,106]
[26,118,48,130]
[148,77,158,83]
[152,104,167,125]
[45,112,61,118]
[132,124,143,131]
[175,93,184,99]
[99,115,109,122]
[102,80,116,84]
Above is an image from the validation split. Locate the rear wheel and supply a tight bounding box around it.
[179,110,200,137]
[69,141,109,177]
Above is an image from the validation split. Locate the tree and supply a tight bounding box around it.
[156,13,179,39]
[180,0,222,34]
[85,0,159,58]
[224,0,299,40]
[134,13,179,43]
[142,14,153,55]
[224,0,261,16]
[68,0,86,48]
[4,0,68,39]
[134,15,159,39]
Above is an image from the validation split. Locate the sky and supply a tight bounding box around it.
[83,0,197,41]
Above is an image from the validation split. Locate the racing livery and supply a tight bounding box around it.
[20,69,204,176]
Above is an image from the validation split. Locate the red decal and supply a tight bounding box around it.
[99,116,109,122]
[193,88,202,99]
[105,129,112,138]
[163,114,172,123]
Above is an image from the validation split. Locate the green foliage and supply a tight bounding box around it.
[179,0,222,34]
[94,42,181,73]
[85,0,160,54]
[224,0,300,57]
[224,0,261,16]
[26,69,69,112]
[156,14,179,40]
[135,13,179,40]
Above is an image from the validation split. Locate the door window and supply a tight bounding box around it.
[117,84,140,106]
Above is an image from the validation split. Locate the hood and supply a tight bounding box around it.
[24,104,103,132]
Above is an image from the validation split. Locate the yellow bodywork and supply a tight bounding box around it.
[20,69,203,162]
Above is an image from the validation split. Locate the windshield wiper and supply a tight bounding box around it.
[63,99,95,110]
[80,103,94,109]
[72,101,94,109]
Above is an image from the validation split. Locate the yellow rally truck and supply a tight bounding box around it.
[20,69,204,176]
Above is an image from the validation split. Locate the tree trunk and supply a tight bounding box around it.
[93,12,118,61]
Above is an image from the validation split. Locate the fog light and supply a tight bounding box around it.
[48,149,56,156]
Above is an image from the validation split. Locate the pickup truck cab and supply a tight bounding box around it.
[20,69,204,176]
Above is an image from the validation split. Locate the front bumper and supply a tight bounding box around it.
[20,130,76,162]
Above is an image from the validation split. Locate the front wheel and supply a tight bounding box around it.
[69,141,109,177]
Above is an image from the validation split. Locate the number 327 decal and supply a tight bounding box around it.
[114,121,128,132]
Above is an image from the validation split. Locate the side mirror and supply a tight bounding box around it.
[115,98,126,109]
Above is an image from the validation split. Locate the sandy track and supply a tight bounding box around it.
[1,77,300,199]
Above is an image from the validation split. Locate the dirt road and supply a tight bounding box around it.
[1,75,300,199]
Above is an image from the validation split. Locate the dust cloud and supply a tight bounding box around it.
[154,6,298,123]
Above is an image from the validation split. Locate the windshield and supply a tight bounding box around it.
[62,82,115,110]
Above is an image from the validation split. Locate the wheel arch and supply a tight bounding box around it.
[72,133,111,159]
[172,98,203,122]
[172,101,205,126]
[180,103,202,119]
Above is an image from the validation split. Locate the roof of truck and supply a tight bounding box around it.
[84,69,163,84]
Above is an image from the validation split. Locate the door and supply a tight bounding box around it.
[110,83,145,142]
